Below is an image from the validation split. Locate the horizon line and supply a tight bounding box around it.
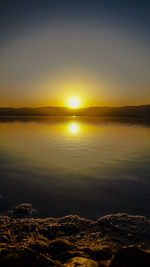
[0,104,150,109]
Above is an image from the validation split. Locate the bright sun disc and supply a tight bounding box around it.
[68,98,80,108]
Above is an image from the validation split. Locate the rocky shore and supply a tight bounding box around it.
[0,204,150,266]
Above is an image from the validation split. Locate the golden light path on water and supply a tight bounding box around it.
[0,117,150,175]
[69,122,79,134]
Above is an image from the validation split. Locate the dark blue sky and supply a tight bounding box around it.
[1,0,150,44]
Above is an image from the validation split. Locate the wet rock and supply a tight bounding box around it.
[8,203,35,218]
[48,239,76,262]
[0,247,58,267]
[97,213,150,242]
[49,239,75,252]
[0,212,150,266]
[38,224,62,239]
[110,246,150,267]
[28,239,49,252]
[89,247,113,261]
[64,257,98,267]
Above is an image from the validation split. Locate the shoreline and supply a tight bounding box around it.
[0,204,150,266]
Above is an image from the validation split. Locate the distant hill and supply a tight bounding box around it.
[0,105,150,117]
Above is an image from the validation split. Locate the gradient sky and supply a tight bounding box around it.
[0,0,150,107]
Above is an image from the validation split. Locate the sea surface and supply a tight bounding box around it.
[0,116,150,218]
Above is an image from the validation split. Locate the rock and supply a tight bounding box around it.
[89,247,113,261]
[8,203,35,218]
[110,246,150,267]
[97,213,150,242]
[48,239,76,262]
[48,239,75,252]
[64,257,98,267]
[0,212,150,266]
[0,247,58,267]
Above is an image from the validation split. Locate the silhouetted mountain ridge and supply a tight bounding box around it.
[0,105,150,116]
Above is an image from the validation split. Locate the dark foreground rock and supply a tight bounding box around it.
[0,205,150,266]
[8,203,36,218]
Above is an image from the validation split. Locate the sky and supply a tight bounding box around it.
[0,0,150,107]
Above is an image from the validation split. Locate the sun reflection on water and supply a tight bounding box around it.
[69,122,79,134]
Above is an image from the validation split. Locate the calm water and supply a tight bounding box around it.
[0,116,150,218]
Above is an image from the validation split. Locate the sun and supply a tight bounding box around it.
[68,98,80,108]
